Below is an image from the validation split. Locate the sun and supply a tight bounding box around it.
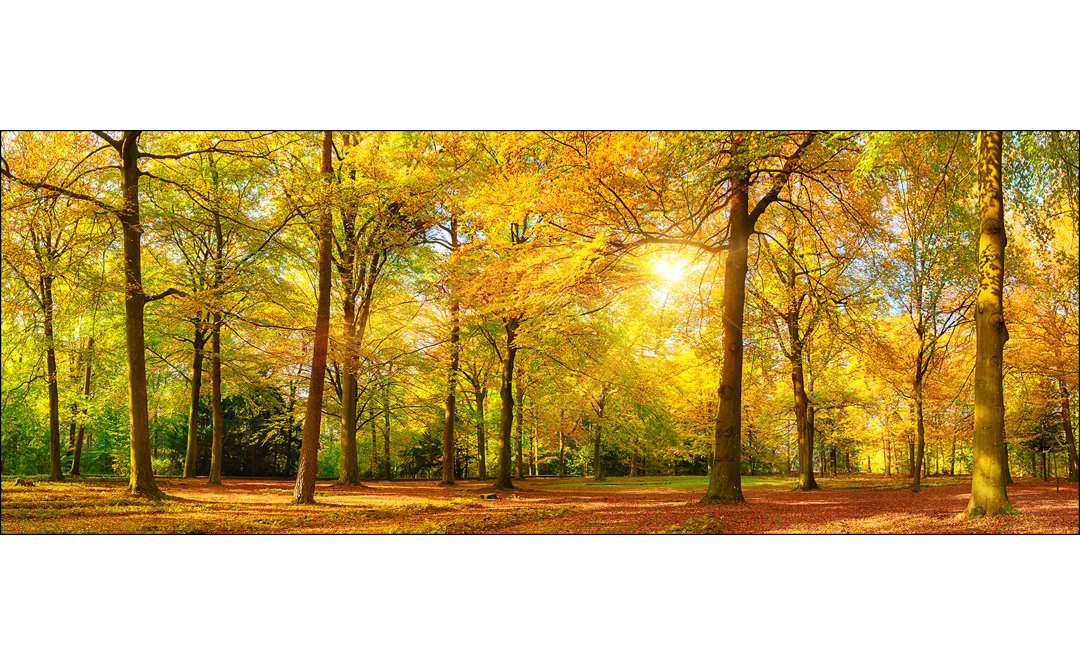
[653,256,688,283]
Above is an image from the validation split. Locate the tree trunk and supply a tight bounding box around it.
[207,312,224,484]
[630,450,638,477]
[117,132,162,498]
[293,131,335,504]
[966,131,1013,517]
[557,427,566,477]
[440,296,460,485]
[493,317,519,490]
[792,360,817,490]
[475,388,487,481]
[705,170,750,502]
[884,431,892,477]
[337,298,361,485]
[592,387,607,481]
[439,216,461,485]
[514,364,524,480]
[527,429,535,475]
[71,336,94,475]
[912,387,927,492]
[371,406,379,478]
[41,274,63,480]
[1061,383,1079,482]
[383,374,392,480]
[183,323,206,478]
[67,349,77,461]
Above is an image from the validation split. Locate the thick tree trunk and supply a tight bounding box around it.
[1061,383,1079,482]
[183,324,206,478]
[630,450,638,477]
[912,387,926,492]
[705,172,750,502]
[71,336,94,475]
[293,131,335,504]
[41,275,63,480]
[493,317,519,490]
[792,360,817,490]
[118,132,162,498]
[337,300,361,485]
[966,131,1013,517]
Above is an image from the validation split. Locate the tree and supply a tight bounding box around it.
[965,131,1013,517]
[1,131,213,496]
[293,131,335,504]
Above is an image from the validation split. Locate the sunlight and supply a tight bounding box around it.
[652,256,689,283]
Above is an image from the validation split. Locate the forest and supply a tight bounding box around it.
[1,129,1077,534]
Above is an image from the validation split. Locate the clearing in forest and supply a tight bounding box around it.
[1,474,1076,534]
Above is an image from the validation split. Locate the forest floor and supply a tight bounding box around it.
[1,473,1076,534]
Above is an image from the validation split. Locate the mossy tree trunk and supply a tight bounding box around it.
[118,132,173,499]
[965,131,1013,517]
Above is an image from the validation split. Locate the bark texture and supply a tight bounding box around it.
[705,173,750,502]
[119,132,163,498]
[493,317,519,490]
[965,131,1013,517]
[293,131,335,504]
